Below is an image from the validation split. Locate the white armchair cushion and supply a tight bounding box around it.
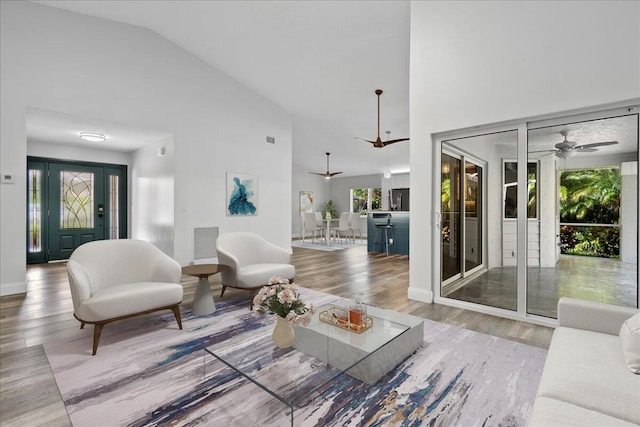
[77,282,184,321]
[236,264,296,288]
[620,312,640,374]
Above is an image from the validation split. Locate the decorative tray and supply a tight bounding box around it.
[318,306,373,333]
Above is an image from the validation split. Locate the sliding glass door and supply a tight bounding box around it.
[440,145,487,301]
[439,131,518,312]
[434,106,638,325]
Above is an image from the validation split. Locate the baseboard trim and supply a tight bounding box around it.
[1,281,27,296]
[408,287,433,303]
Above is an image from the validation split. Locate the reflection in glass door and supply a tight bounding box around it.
[441,149,485,289]
[441,153,461,282]
[464,161,482,273]
[439,131,517,312]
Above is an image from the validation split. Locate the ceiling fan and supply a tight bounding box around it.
[355,89,409,148]
[529,130,618,159]
[309,152,342,179]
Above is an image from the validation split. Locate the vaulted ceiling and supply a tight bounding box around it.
[33,0,411,177]
[29,1,637,177]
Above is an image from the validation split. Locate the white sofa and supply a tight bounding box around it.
[528,297,640,426]
[67,239,184,355]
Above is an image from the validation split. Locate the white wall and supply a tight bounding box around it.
[1,2,293,295]
[27,141,133,167]
[291,162,329,237]
[410,0,640,302]
[131,136,175,256]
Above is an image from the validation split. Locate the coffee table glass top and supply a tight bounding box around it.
[204,301,411,409]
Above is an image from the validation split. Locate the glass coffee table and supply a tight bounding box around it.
[204,301,424,426]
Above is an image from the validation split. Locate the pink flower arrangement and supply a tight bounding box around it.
[253,277,315,325]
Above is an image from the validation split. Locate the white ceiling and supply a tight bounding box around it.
[26,107,172,152]
[28,1,638,175]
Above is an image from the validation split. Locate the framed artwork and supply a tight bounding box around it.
[299,191,313,214]
[226,172,258,216]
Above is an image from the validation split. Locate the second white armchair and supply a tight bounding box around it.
[216,232,295,308]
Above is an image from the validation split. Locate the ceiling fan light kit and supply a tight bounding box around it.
[355,89,409,148]
[309,152,342,179]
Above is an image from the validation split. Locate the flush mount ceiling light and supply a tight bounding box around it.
[80,132,106,142]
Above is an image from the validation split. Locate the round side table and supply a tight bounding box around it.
[182,264,228,316]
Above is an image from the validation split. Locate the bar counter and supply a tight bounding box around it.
[366,211,409,255]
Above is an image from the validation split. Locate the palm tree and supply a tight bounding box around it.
[560,168,620,224]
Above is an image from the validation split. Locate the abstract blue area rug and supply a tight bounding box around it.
[43,289,546,426]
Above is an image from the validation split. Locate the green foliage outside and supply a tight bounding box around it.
[352,188,381,213]
[560,168,620,258]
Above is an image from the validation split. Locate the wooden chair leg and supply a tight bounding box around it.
[171,305,183,330]
[92,323,105,356]
[220,285,227,298]
[250,289,256,310]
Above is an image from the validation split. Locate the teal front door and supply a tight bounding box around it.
[48,163,106,261]
[27,157,127,263]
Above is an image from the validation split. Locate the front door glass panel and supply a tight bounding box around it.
[60,171,94,229]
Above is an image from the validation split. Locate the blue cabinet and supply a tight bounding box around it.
[367,212,409,255]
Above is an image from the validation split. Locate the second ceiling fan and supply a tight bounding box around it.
[310,152,342,179]
[529,130,618,159]
[355,89,409,148]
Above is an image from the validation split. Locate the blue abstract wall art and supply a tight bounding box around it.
[226,172,258,216]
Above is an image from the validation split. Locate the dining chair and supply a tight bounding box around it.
[299,212,306,242]
[333,212,352,244]
[348,212,363,244]
[304,212,323,243]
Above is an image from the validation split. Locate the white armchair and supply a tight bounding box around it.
[216,232,295,308]
[67,239,183,355]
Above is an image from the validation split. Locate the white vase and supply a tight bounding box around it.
[272,315,295,348]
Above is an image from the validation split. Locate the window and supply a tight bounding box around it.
[503,161,538,219]
[350,188,381,213]
[28,168,42,253]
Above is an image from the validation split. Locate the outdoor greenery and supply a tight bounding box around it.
[560,168,620,258]
[352,188,381,213]
[560,225,619,258]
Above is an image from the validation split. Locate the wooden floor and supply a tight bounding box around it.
[0,245,554,427]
